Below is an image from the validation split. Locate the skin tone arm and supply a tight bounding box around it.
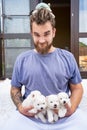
[10,86,35,117]
[65,83,83,116]
[11,83,83,117]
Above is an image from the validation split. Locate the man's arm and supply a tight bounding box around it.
[10,86,34,117]
[65,83,83,116]
[10,86,23,108]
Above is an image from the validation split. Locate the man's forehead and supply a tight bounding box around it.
[32,22,53,34]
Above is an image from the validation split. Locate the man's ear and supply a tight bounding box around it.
[53,28,56,38]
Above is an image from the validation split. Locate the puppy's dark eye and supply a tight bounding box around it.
[37,104,39,106]
[50,101,53,103]
[43,103,45,104]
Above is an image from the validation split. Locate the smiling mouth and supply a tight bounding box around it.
[39,43,46,46]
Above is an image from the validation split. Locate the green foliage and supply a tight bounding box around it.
[79,42,87,47]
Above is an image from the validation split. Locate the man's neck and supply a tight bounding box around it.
[48,46,56,53]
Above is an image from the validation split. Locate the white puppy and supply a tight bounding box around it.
[22,90,47,123]
[22,90,41,113]
[34,95,47,123]
[57,92,71,118]
[46,94,59,123]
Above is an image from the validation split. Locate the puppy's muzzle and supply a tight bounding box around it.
[63,100,66,104]
[40,107,44,110]
[54,104,57,108]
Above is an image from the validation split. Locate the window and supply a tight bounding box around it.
[0,0,40,78]
[79,0,87,72]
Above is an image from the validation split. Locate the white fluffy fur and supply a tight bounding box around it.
[22,90,41,113]
[46,94,59,123]
[22,90,47,123]
[22,91,71,122]
[34,95,47,123]
[57,92,71,118]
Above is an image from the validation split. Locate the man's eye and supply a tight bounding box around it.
[44,31,50,36]
[44,33,50,37]
[33,32,40,37]
[34,34,40,37]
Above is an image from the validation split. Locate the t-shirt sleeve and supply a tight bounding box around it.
[11,56,22,88]
[68,53,82,84]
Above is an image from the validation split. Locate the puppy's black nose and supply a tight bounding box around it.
[41,107,43,110]
[63,101,66,104]
[54,104,57,108]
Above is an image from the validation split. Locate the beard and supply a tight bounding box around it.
[34,41,52,54]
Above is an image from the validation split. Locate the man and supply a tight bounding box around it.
[2,2,87,130]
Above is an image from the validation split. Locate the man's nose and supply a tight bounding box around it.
[39,37,45,43]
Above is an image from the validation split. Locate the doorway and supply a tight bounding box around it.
[43,0,70,51]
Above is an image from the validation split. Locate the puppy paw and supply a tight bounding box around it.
[29,109,37,113]
[35,115,38,119]
[48,118,54,123]
[59,110,66,118]
[54,114,58,122]
[41,118,47,123]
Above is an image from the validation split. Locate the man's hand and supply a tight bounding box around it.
[11,87,36,117]
[64,103,75,117]
[64,83,83,117]
[18,104,36,117]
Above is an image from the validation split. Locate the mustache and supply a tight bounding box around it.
[34,41,52,54]
[37,41,48,44]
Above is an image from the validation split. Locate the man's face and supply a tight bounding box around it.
[31,21,56,54]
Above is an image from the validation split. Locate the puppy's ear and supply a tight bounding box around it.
[45,96,48,104]
[46,96,48,101]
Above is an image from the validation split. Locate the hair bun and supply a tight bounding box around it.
[35,2,51,12]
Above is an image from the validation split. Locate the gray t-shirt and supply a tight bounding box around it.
[11,48,82,97]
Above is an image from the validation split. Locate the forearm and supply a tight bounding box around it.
[65,83,83,117]
[10,86,23,109]
[10,86,35,117]
[70,83,83,112]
